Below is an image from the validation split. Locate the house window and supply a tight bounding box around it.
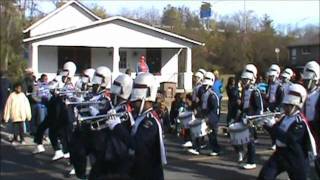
[291,48,297,62]
[119,51,127,69]
[291,48,297,56]
[301,47,311,54]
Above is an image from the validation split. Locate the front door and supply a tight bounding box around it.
[146,48,161,74]
[58,46,91,73]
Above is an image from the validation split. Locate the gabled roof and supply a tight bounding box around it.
[288,34,320,47]
[23,16,204,46]
[23,0,101,33]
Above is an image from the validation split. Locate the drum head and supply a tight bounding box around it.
[228,122,247,132]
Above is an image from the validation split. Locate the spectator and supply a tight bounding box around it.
[135,55,149,74]
[22,68,35,94]
[257,75,268,95]
[170,93,184,128]
[22,68,36,133]
[30,74,50,135]
[0,71,12,123]
[211,70,223,123]
[3,82,31,145]
[225,77,240,127]
[256,75,268,108]
[155,101,170,133]
[212,69,224,101]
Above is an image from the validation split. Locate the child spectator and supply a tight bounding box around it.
[3,82,31,145]
[170,93,185,133]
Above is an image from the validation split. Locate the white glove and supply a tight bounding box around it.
[106,115,121,130]
[90,95,101,101]
[264,117,276,127]
[242,118,248,125]
[89,106,100,116]
[107,109,117,115]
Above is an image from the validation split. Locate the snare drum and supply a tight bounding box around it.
[228,122,250,145]
[178,111,194,128]
[189,119,208,138]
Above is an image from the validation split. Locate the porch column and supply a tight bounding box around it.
[31,44,39,76]
[112,46,120,80]
[183,47,193,92]
[186,47,192,73]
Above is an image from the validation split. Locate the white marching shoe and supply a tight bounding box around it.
[33,144,45,154]
[69,168,75,175]
[187,149,200,155]
[52,150,64,161]
[182,141,193,148]
[209,152,219,156]
[270,145,276,150]
[64,153,70,159]
[242,163,256,170]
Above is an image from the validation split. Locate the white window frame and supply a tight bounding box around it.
[301,47,311,55]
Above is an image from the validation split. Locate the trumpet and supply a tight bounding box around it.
[244,112,282,127]
[65,100,106,105]
[56,90,88,96]
[78,112,128,131]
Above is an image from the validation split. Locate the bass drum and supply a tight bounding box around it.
[228,122,250,145]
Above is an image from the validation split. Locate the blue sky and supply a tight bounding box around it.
[37,0,319,28]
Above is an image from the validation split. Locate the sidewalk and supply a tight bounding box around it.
[0,124,50,146]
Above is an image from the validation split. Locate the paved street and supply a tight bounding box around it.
[0,123,291,180]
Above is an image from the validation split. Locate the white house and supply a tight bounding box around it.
[23,0,204,92]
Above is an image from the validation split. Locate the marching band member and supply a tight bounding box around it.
[237,64,263,169]
[69,66,113,179]
[33,61,77,161]
[259,83,317,180]
[200,72,220,156]
[266,64,284,150]
[106,73,166,180]
[187,69,207,149]
[180,68,206,148]
[89,74,134,179]
[302,61,320,177]
[75,68,95,91]
[266,64,284,112]
[280,68,294,95]
[192,68,206,104]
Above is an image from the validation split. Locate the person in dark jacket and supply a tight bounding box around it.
[22,68,36,133]
[170,93,185,133]
[0,71,12,123]
[226,77,240,127]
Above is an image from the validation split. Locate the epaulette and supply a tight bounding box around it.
[295,113,304,123]
[142,111,158,129]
